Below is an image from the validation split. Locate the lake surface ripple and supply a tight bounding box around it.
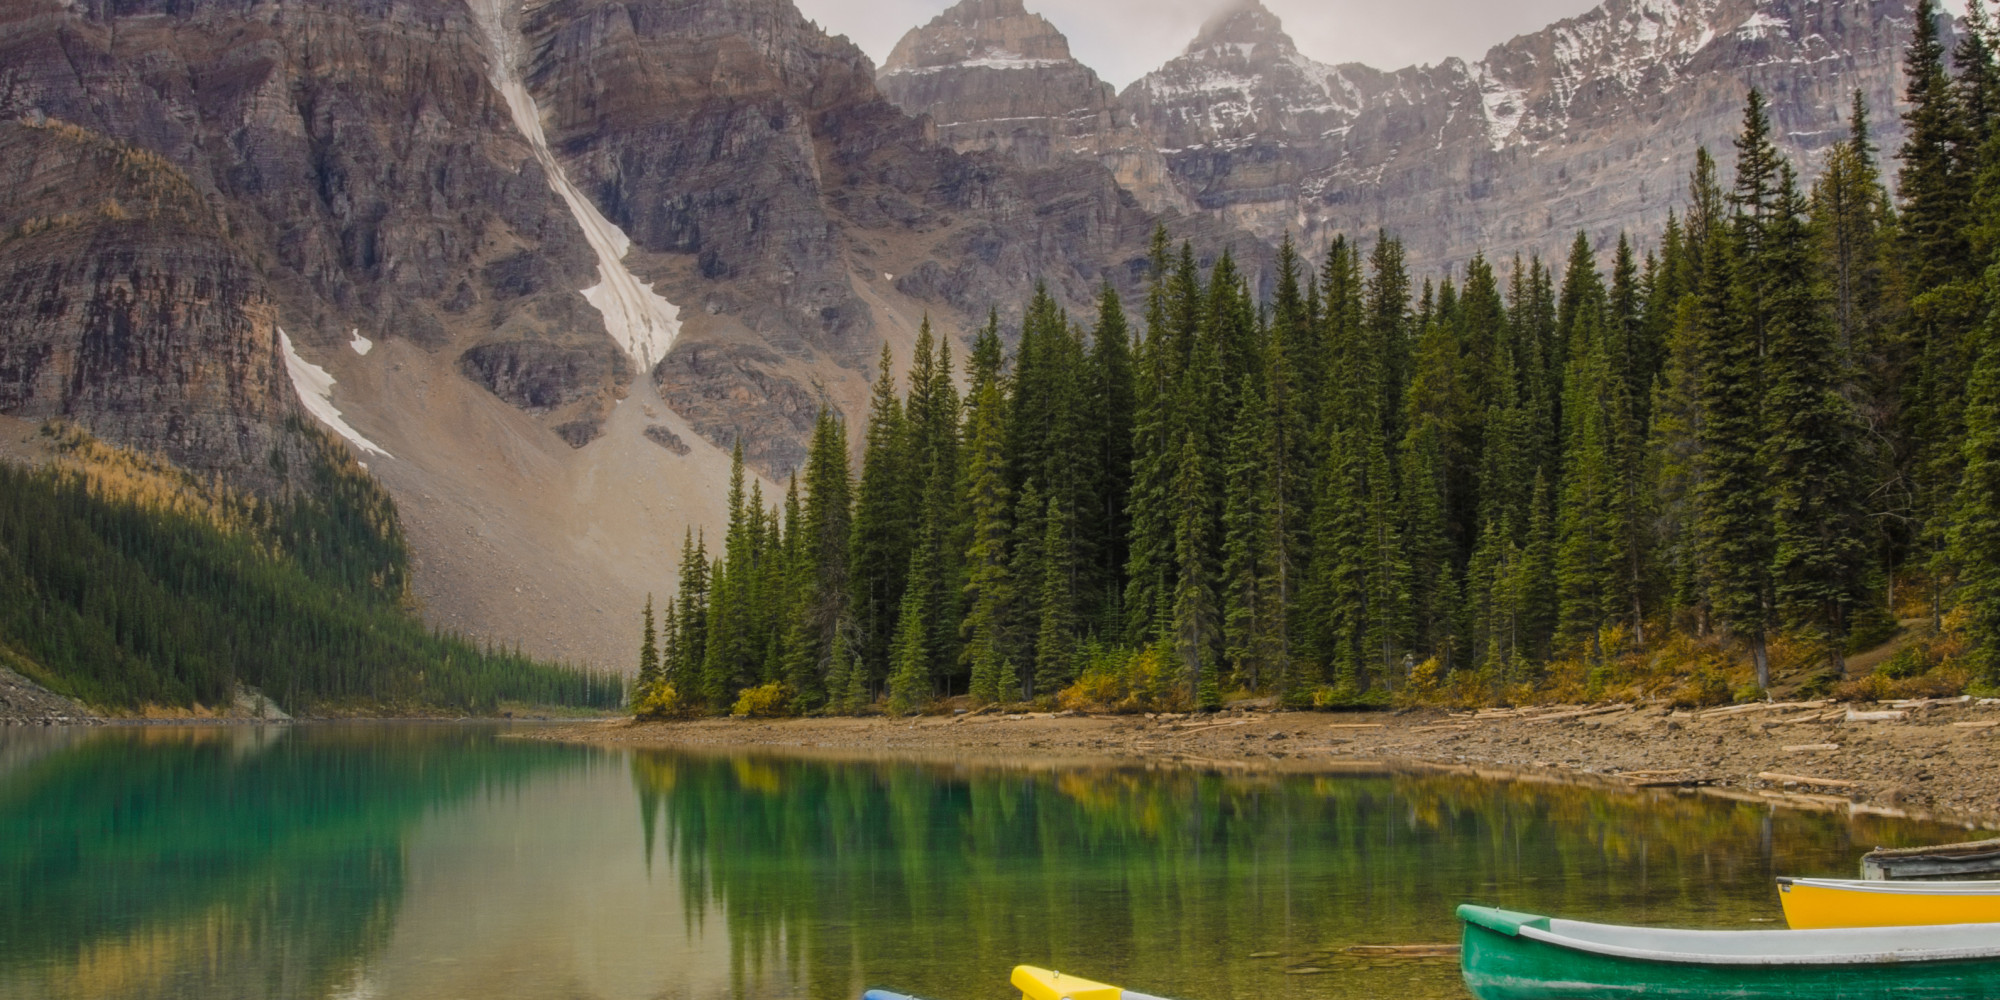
[0,724,1980,1000]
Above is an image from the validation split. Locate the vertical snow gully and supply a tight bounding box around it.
[469,0,683,370]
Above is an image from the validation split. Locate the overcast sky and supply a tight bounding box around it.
[794,0,1598,89]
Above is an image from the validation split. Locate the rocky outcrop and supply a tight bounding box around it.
[877,0,1187,213]
[1117,0,1914,266]
[0,0,1273,671]
[458,339,626,446]
[0,119,308,492]
[0,661,95,725]
[0,0,611,471]
[516,0,1270,475]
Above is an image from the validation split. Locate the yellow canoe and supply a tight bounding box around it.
[1010,966,1172,1000]
[1779,877,2000,929]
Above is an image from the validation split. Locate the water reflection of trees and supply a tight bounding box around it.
[632,752,1973,1000]
[0,725,579,1000]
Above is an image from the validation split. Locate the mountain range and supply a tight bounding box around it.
[0,0,1928,672]
[883,0,1917,267]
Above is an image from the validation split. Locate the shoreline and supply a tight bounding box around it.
[521,699,2000,832]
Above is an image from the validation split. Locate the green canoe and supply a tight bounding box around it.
[1459,903,2000,999]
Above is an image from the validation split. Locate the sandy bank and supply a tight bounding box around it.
[523,698,2000,832]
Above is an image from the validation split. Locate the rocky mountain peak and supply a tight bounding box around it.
[1185,0,1294,56]
[1122,0,1357,159]
[881,0,1073,74]
[875,0,1189,212]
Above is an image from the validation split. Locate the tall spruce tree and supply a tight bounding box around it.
[1087,282,1137,636]
[1901,0,1980,614]
[1765,165,1875,667]
[850,345,911,687]
[1125,228,1179,642]
[962,377,1017,705]
[1222,377,1279,691]
[1171,432,1221,708]
[669,528,709,698]
[637,595,660,696]
[784,409,853,710]
[1693,228,1774,688]
[1955,286,2000,681]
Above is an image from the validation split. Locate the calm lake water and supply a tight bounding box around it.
[0,723,1986,1000]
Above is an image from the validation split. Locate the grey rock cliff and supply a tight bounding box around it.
[1118,0,1913,267]
[876,0,1187,213]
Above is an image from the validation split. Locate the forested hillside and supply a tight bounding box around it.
[635,0,2000,718]
[0,424,624,715]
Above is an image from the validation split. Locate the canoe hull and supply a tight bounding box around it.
[1461,918,2000,1000]
[1781,878,2000,929]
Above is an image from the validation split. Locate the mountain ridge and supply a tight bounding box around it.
[883,0,1916,266]
[0,0,1268,672]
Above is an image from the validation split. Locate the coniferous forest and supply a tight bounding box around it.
[636,0,2000,717]
[3,423,625,715]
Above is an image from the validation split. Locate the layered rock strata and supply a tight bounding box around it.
[877,0,1188,213]
[1118,0,1914,266]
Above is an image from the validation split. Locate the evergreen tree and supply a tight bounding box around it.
[962,378,1017,705]
[1087,282,1137,636]
[886,584,930,714]
[1222,378,1278,691]
[703,442,758,708]
[1900,0,1980,606]
[638,595,660,695]
[1692,228,1774,688]
[1955,292,2000,681]
[850,346,912,687]
[1765,166,1875,667]
[1957,1,2000,151]
[785,409,853,710]
[669,528,709,698]
[1555,309,1623,660]
[1125,228,1179,642]
[1034,494,1079,697]
[1171,432,1221,708]
[1009,479,1047,696]
[1366,233,1413,449]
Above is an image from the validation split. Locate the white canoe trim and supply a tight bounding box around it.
[1519,917,2000,966]
[1783,877,2000,897]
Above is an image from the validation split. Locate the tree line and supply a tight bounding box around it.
[637,0,2000,714]
[3,424,624,714]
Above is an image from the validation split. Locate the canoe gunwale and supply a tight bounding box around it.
[1782,876,2000,896]
[1514,921,2000,967]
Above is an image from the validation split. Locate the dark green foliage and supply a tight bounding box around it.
[0,462,621,713]
[1955,300,2000,679]
[849,347,912,685]
[647,79,2000,707]
[1764,167,1874,663]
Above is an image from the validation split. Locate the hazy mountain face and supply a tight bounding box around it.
[0,0,1919,669]
[0,0,1258,668]
[884,0,1915,267]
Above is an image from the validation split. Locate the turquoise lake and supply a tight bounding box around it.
[0,723,1982,1000]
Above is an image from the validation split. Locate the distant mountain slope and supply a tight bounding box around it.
[876,0,1188,213]
[0,424,622,713]
[881,0,1915,267]
[0,0,1263,671]
[1125,0,1912,265]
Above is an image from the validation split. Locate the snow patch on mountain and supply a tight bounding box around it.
[1735,11,1789,39]
[469,0,681,370]
[879,52,1067,75]
[1476,71,1529,149]
[281,329,391,458]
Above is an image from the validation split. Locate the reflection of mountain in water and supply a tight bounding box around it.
[0,726,578,1000]
[633,752,1962,1000]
